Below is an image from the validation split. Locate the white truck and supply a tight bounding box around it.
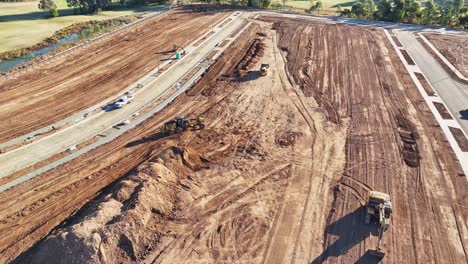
[114,95,132,109]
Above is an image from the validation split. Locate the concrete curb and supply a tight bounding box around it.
[0,9,235,153]
[384,29,468,177]
[0,12,247,193]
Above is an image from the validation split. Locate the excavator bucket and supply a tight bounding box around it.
[368,248,385,259]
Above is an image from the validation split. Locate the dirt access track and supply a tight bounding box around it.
[0,6,230,144]
[1,15,467,263]
[423,33,468,77]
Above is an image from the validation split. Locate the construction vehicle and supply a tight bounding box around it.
[365,191,392,259]
[160,116,205,135]
[260,63,269,76]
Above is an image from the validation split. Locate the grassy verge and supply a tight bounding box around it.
[0,0,163,53]
[0,15,141,62]
[271,0,356,14]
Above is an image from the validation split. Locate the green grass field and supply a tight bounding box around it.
[277,0,356,13]
[0,1,163,53]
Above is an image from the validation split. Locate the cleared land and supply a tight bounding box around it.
[0,1,163,52]
[424,33,468,77]
[0,7,230,144]
[0,15,466,263]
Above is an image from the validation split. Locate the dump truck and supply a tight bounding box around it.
[260,63,269,76]
[365,191,392,259]
[160,116,205,135]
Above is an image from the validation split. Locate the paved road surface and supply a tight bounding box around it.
[0,12,244,180]
[397,31,468,136]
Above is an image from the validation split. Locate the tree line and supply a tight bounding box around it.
[37,0,168,17]
[342,0,467,29]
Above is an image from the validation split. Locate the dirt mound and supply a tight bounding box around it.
[234,37,265,77]
[15,146,207,264]
[276,131,300,147]
[396,113,420,167]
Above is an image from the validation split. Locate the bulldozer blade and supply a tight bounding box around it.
[367,249,385,259]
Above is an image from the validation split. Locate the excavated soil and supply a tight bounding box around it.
[414,72,435,96]
[1,16,467,264]
[400,49,415,65]
[0,7,230,144]
[424,33,468,77]
[449,127,468,152]
[434,102,453,120]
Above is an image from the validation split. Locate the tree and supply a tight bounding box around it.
[392,0,406,21]
[340,8,352,16]
[452,0,464,12]
[307,0,323,14]
[66,0,112,14]
[336,4,342,16]
[349,0,375,18]
[405,0,421,23]
[375,0,392,21]
[38,0,59,17]
[366,0,375,17]
[351,2,366,17]
[459,14,468,28]
[423,0,441,24]
[440,2,454,25]
[246,0,270,7]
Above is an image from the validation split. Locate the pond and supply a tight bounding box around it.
[0,29,90,73]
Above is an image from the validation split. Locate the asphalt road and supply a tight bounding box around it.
[397,31,468,136]
[0,12,244,180]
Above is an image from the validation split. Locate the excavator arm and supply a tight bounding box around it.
[369,205,388,258]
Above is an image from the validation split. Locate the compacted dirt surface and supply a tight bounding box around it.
[0,6,230,144]
[423,33,468,77]
[1,15,467,264]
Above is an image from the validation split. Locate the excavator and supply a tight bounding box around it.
[365,191,392,259]
[160,116,205,135]
[260,63,269,76]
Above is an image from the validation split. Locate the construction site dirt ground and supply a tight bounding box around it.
[423,33,468,77]
[0,14,467,264]
[0,6,230,144]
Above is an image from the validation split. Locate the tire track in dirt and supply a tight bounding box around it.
[0,7,231,144]
[263,15,467,263]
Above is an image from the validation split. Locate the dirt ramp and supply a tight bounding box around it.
[15,146,207,264]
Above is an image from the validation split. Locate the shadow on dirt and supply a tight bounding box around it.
[310,206,381,264]
[102,104,118,112]
[355,250,385,264]
[155,50,175,55]
[459,109,468,120]
[125,132,165,148]
[160,57,175,62]
[237,70,263,82]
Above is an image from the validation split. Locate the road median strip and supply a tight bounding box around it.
[0,12,247,193]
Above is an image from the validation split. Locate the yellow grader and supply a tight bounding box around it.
[160,116,205,135]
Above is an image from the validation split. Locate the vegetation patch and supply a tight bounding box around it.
[0,15,140,63]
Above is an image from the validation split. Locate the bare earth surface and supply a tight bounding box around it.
[0,7,230,144]
[424,33,468,77]
[0,15,467,264]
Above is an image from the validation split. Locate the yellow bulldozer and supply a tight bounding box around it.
[160,116,205,135]
[260,63,269,76]
[365,191,392,259]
